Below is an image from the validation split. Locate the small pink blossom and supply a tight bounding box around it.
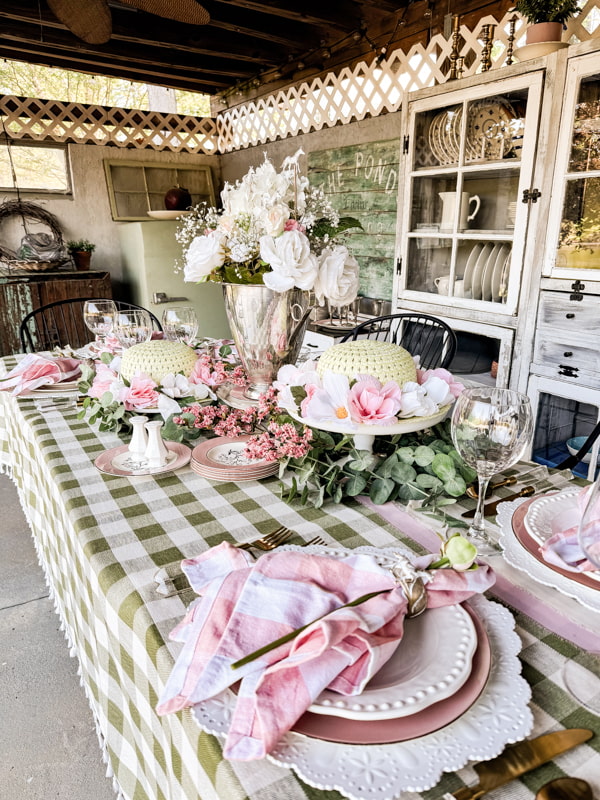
[88,362,118,399]
[417,367,464,398]
[300,383,319,417]
[284,219,306,233]
[348,376,402,424]
[120,374,160,410]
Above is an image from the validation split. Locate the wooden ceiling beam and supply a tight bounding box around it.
[0,18,278,72]
[205,0,361,32]
[0,43,232,94]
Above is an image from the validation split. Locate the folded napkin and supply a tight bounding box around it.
[0,354,81,396]
[156,542,494,760]
[541,485,597,572]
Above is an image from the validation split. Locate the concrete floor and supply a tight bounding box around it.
[0,473,115,800]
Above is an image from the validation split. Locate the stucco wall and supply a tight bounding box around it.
[0,144,220,295]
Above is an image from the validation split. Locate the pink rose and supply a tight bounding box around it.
[190,357,228,387]
[417,367,464,398]
[88,362,118,399]
[348,376,402,424]
[284,219,306,233]
[120,374,159,410]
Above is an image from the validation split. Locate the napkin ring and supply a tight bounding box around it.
[390,555,427,618]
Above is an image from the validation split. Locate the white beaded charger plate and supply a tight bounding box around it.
[309,604,476,720]
[191,545,532,800]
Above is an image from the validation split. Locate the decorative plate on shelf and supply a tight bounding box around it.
[309,603,477,720]
[466,99,516,161]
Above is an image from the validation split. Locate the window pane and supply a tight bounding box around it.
[0,144,69,192]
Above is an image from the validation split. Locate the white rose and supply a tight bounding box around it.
[398,382,439,417]
[420,375,453,406]
[260,230,319,292]
[184,232,225,282]
[314,245,359,306]
[262,203,290,237]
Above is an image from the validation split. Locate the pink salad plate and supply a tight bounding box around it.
[292,603,490,745]
[94,442,191,477]
[191,436,278,481]
[512,498,600,591]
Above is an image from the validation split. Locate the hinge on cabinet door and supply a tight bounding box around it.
[402,135,409,155]
[522,188,541,203]
[570,279,585,301]
[396,257,402,275]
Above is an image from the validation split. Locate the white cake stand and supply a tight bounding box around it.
[285,404,451,452]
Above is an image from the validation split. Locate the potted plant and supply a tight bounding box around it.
[67,239,96,271]
[515,0,580,44]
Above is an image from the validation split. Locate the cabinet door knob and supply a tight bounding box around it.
[563,351,573,357]
[566,313,575,318]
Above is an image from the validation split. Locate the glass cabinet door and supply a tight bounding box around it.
[548,53,600,276]
[399,73,543,314]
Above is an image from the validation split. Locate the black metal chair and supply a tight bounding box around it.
[339,312,457,370]
[555,420,600,472]
[19,298,162,353]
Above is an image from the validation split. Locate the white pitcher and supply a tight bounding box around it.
[439,192,481,232]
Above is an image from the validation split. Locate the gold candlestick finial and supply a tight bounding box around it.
[448,14,461,80]
[480,23,496,72]
[506,15,518,66]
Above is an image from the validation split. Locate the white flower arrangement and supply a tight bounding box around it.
[177,150,362,303]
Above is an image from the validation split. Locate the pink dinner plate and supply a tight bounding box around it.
[292,603,491,744]
[512,498,600,591]
[191,436,278,480]
[94,442,191,477]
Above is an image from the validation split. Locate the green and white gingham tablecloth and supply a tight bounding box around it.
[1,358,599,800]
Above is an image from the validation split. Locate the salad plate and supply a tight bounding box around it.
[491,244,510,301]
[470,242,493,300]
[296,604,489,743]
[463,242,484,297]
[497,498,600,611]
[309,603,477,720]
[190,436,278,481]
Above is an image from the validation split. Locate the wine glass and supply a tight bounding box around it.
[162,306,199,345]
[83,300,117,345]
[113,309,153,349]
[451,387,533,554]
[562,477,600,713]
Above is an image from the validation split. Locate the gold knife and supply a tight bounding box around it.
[450,729,593,800]
[462,485,535,518]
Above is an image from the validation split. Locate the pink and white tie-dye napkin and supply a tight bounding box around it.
[157,542,495,760]
[541,485,597,572]
[0,354,81,396]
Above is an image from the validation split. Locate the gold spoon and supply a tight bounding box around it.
[536,778,592,800]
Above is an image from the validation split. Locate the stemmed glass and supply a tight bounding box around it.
[451,387,534,554]
[162,306,199,345]
[83,300,117,346]
[562,477,600,713]
[113,309,153,349]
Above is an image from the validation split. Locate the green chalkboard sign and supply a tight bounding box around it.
[308,139,400,300]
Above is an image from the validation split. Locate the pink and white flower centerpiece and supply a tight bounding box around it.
[177,151,362,403]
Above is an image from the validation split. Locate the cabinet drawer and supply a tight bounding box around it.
[538,291,600,336]
[534,334,600,384]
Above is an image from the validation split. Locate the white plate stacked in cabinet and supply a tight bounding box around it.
[533,281,600,388]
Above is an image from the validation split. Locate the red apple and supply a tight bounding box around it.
[164,186,191,210]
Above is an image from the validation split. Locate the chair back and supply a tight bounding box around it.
[339,312,457,370]
[19,298,162,353]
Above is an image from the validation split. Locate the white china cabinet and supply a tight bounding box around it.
[394,70,545,389]
[522,47,600,479]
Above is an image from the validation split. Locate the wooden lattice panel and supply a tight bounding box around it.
[217,7,600,152]
[0,95,218,154]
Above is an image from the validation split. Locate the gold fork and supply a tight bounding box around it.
[304,535,327,546]
[237,527,293,551]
